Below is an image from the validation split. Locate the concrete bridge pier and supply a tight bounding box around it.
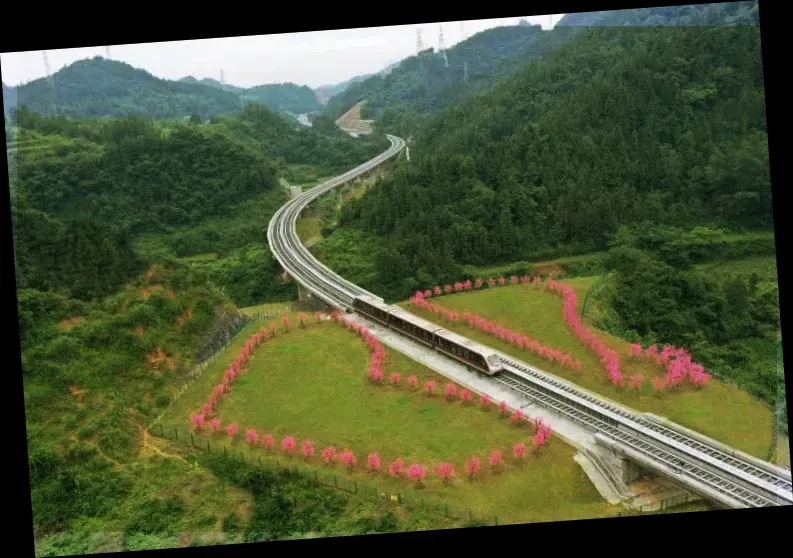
[297,284,312,303]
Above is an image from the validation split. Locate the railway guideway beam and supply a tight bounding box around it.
[594,433,741,509]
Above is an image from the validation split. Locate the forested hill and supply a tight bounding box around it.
[239,83,320,115]
[10,103,388,300]
[315,74,370,106]
[2,82,15,113]
[179,76,245,93]
[338,25,769,295]
[557,1,759,26]
[323,24,570,132]
[9,57,243,121]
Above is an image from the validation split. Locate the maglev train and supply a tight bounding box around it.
[351,294,503,376]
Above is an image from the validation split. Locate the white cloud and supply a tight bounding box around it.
[1,15,566,89]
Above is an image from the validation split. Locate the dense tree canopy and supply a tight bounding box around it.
[335,26,770,300]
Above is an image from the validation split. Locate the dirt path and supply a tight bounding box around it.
[140,426,192,466]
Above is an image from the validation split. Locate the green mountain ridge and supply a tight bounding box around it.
[556,1,759,26]
[8,57,245,121]
[335,24,769,299]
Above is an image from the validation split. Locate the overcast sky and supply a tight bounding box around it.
[1,15,566,89]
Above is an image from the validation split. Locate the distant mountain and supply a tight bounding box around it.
[239,83,320,115]
[557,1,759,26]
[11,57,242,121]
[322,23,564,132]
[179,75,245,93]
[315,60,402,106]
[2,82,15,113]
[315,76,367,106]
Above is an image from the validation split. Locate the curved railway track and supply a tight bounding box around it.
[267,134,791,510]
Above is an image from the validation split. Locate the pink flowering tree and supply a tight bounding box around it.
[262,434,274,450]
[368,365,384,384]
[513,442,527,459]
[407,464,427,485]
[488,450,503,471]
[281,436,296,456]
[407,375,419,390]
[444,383,457,401]
[208,418,221,433]
[339,450,357,470]
[465,457,481,480]
[388,458,405,477]
[321,446,337,464]
[226,423,239,438]
[191,414,206,431]
[434,286,442,296]
[434,462,455,485]
[459,389,473,404]
[282,314,290,332]
[245,429,258,446]
[475,279,483,289]
[480,394,491,410]
[498,401,510,418]
[652,376,667,396]
[510,409,525,426]
[628,374,645,391]
[301,440,314,460]
[367,453,381,473]
[390,372,402,387]
[424,380,436,396]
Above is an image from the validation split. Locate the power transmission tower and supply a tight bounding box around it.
[42,51,53,86]
[439,25,448,67]
[416,28,424,53]
[42,51,57,113]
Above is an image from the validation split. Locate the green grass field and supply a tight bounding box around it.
[400,283,775,459]
[157,315,618,525]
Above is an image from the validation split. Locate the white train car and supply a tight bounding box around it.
[433,328,502,376]
[351,295,503,376]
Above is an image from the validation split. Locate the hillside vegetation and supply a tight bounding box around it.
[335,25,769,301]
[8,58,243,121]
[9,104,388,304]
[556,1,759,26]
[324,25,573,136]
[239,83,320,115]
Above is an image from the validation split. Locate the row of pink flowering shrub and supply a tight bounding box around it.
[408,291,582,372]
[413,274,712,393]
[188,311,553,487]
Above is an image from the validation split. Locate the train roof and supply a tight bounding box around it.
[434,328,487,350]
[387,306,445,333]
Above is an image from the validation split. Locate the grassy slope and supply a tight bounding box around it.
[157,314,617,524]
[399,282,774,459]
